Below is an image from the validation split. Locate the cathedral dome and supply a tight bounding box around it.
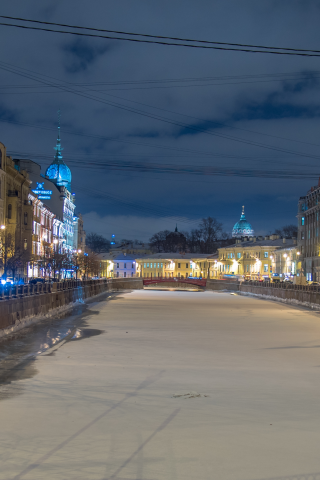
[45,116,71,191]
[232,206,254,238]
[46,161,71,190]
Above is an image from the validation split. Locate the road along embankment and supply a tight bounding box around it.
[0,278,143,337]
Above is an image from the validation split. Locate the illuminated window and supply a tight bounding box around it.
[24,239,27,250]
[161,263,163,268]
[264,264,268,272]
[157,263,160,268]
[237,252,241,259]
[147,263,149,268]
[264,252,268,258]
[301,217,305,226]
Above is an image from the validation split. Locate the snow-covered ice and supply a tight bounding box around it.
[1,290,320,480]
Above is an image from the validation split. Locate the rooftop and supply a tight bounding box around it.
[135,253,212,260]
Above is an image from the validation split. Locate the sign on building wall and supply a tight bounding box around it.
[31,182,52,200]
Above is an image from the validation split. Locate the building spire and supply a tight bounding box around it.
[54,108,63,162]
[175,223,178,232]
[242,205,245,215]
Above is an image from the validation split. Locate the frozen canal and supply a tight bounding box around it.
[1,290,320,480]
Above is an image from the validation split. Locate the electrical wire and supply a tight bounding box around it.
[1,15,320,56]
[1,20,320,57]
[1,60,320,161]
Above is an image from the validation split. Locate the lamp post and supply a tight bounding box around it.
[283,254,288,277]
[0,225,6,281]
[75,249,82,280]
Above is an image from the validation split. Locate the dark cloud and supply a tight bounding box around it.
[62,38,115,73]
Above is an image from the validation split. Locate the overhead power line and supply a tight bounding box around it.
[1,15,320,54]
[0,16,319,56]
[1,60,320,160]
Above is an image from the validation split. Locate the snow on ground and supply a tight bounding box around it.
[1,290,320,480]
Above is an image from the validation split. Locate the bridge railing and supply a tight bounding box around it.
[241,280,320,292]
[0,278,110,300]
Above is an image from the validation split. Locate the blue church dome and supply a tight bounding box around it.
[232,206,254,238]
[45,115,71,191]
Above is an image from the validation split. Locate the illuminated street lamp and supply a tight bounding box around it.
[0,225,6,281]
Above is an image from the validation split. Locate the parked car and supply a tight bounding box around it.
[29,278,45,284]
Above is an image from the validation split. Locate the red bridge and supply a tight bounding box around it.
[143,277,207,287]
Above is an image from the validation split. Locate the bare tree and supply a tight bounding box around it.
[86,233,110,253]
[275,225,298,239]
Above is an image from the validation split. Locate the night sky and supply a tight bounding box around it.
[1,1,320,241]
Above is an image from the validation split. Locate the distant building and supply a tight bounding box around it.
[28,192,55,278]
[0,144,33,281]
[213,235,297,279]
[15,117,76,256]
[297,178,320,281]
[73,213,86,252]
[110,242,152,256]
[113,253,137,278]
[232,206,254,238]
[136,253,210,278]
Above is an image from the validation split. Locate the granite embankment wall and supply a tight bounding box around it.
[0,278,143,333]
[206,280,240,291]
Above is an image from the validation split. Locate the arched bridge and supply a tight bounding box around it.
[143,277,207,287]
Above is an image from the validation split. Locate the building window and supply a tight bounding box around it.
[117,272,119,277]
[124,272,126,278]
[178,263,181,268]
[132,263,134,268]
[131,272,133,277]
[264,264,268,272]
[237,253,241,259]
[124,263,126,268]
[161,263,163,268]
[301,217,305,226]
[8,204,12,219]
[24,212,28,225]
[147,263,149,268]
[144,263,146,268]
[301,232,305,240]
[24,239,27,250]
[186,263,189,268]
[264,252,268,258]
[117,263,119,268]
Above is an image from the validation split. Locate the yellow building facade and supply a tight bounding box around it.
[136,254,211,278]
[211,236,297,279]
